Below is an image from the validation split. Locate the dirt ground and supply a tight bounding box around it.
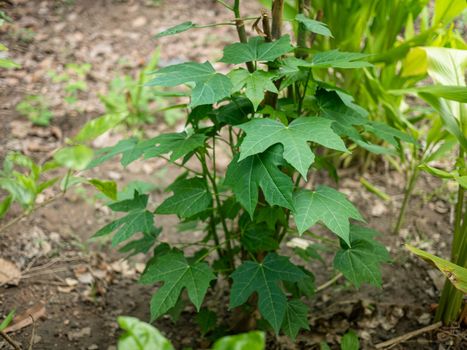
[0,1,466,349]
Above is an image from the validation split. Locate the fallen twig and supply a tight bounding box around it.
[375,321,443,349]
[28,315,36,350]
[0,330,21,350]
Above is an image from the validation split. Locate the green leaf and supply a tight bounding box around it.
[0,309,15,332]
[229,69,278,110]
[311,50,372,69]
[144,132,206,161]
[215,96,253,125]
[155,21,195,39]
[334,225,390,287]
[389,85,467,103]
[0,195,12,219]
[0,58,20,69]
[140,250,216,320]
[229,253,306,334]
[118,228,161,256]
[117,316,174,350]
[241,224,279,253]
[95,209,155,246]
[87,138,138,168]
[293,186,364,245]
[238,117,346,179]
[146,61,232,107]
[212,331,265,350]
[195,308,217,335]
[281,299,309,340]
[220,35,293,64]
[295,14,333,37]
[88,179,117,200]
[109,191,149,212]
[54,145,94,171]
[155,177,211,218]
[224,146,294,217]
[341,330,360,350]
[74,113,125,142]
[406,244,467,294]
[433,0,466,25]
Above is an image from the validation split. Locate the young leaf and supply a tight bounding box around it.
[293,186,364,245]
[295,14,333,37]
[88,178,117,200]
[74,113,125,142]
[281,299,310,340]
[224,146,294,217]
[0,309,15,332]
[220,35,293,64]
[229,69,278,110]
[238,117,347,179]
[155,21,195,39]
[341,330,360,350]
[54,145,94,171]
[143,132,206,161]
[155,177,212,218]
[140,250,216,320]
[334,225,390,287]
[117,316,174,350]
[146,61,232,107]
[212,331,265,350]
[229,253,306,334]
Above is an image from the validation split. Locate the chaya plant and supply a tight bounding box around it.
[86,0,404,341]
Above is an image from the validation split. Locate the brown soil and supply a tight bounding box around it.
[0,1,465,349]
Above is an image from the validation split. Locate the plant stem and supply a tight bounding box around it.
[0,193,63,236]
[199,151,234,267]
[271,0,284,39]
[435,149,466,324]
[393,160,419,235]
[233,0,254,72]
[295,0,309,59]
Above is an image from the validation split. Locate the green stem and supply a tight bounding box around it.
[199,151,234,267]
[197,152,224,260]
[435,149,466,324]
[393,161,420,235]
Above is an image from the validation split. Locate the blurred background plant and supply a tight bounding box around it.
[48,63,91,107]
[16,95,53,126]
[0,10,19,69]
[98,49,186,130]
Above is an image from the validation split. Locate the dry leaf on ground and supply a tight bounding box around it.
[0,258,21,286]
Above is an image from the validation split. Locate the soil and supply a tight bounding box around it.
[0,1,465,349]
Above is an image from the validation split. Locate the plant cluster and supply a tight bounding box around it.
[82,0,411,340]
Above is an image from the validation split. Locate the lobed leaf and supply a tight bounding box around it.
[229,253,306,333]
[140,250,216,320]
[293,186,364,245]
[224,146,294,217]
[146,61,232,107]
[238,117,347,179]
[220,35,293,64]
